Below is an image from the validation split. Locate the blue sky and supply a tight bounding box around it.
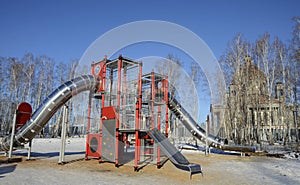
[1,0,299,122]
[1,0,299,62]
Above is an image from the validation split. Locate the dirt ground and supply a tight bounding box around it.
[1,138,300,185]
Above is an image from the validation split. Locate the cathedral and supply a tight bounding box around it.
[220,56,299,145]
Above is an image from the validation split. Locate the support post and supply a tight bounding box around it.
[115,55,122,166]
[85,91,92,160]
[157,105,161,167]
[134,62,142,170]
[59,105,68,164]
[205,115,210,156]
[27,141,32,160]
[151,71,155,129]
[99,59,107,162]
[165,76,169,137]
[8,111,17,159]
[122,66,127,125]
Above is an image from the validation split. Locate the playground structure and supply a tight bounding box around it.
[85,56,201,176]
[0,55,255,178]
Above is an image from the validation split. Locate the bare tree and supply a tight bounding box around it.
[289,17,300,142]
[220,34,251,144]
[51,61,69,137]
[0,57,7,134]
[255,33,278,144]
[154,54,183,95]
[20,53,36,103]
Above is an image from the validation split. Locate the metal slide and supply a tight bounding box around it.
[147,128,202,178]
[0,75,99,151]
[168,96,255,153]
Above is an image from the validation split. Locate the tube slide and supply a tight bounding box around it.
[168,96,255,153]
[0,75,99,151]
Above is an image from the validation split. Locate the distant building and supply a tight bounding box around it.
[220,56,299,145]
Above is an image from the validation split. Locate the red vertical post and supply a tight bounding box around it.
[157,106,161,130]
[101,56,107,93]
[151,71,155,130]
[99,58,107,162]
[115,55,122,166]
[137,63,142,165]
[121,65,127,149]
[85,62,95,159]
[134,62,142,170]
[109,69,113,106]
[122,66,127,129]
[85,91,92,160]
[165,76,169,137]
[157,104,161,166]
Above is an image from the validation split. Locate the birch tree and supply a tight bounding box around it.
[255,33,277,144]
[220,34,251,144]
[289,17,300,142]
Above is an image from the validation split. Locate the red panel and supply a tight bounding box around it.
[16,102,32,129]
[91,61,106,92]
[86,134,101,158]
[91,62,105,77]
[102,106,116,120]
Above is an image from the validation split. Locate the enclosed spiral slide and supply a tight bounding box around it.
[0,75,99,151]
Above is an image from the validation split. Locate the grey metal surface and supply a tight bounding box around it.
[147,128,202,178]
[168,96,224,149]
[168,95,255,152]
[102,119,116,162]
[0,75,99,151]
[147,129,189,165]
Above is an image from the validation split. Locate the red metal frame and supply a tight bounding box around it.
[151,71,155,130]
[115,55,122,166]
[85,92,92,159]
[86,57,107,160]
[86,134,101,158]
[91,58,106,92]
[122,62,127,129]
[134,62,142,169]
[99,59,107,162]
[87,56,170,170]
[157,105,161,166]
[164,76,169,137]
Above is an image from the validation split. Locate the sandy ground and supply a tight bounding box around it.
[1,138,300,185]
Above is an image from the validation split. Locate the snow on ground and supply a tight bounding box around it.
[0,137,300,185]
[283,151,300,160]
